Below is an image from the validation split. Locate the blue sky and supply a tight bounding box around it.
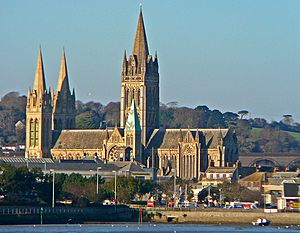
[0,0,299,122]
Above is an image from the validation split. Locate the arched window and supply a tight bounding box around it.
[132,88,135,103]
[30,119,34,147]
[137,89,140,107]
[35,119,39,146]
[127,88,131,107]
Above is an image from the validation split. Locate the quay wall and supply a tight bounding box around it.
[149,209,300,225]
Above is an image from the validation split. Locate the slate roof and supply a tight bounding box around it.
[119,161,147,173]
[0,157,119,172]
[52,129,113,150]
[205,166,236,173]
[146,128,229,149]
[239,172,265,182]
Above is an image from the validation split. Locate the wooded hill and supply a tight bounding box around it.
[1,92,300,153]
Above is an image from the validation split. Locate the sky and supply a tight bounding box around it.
[0,0,299,122]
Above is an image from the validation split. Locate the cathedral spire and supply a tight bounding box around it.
[33,48,46,94]
[132,5,149,62]
[56,48,70,94]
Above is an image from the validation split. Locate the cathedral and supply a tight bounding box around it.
[25,7,238,179]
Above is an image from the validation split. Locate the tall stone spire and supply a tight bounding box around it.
[33,48,46,94]
[56,48,70,94]
[132,5,149,62]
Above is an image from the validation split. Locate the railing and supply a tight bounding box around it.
[0,205,131,216]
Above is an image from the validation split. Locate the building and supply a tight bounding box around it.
[239,171,266,191]
[25,6,239,180]
[200,166,238,186]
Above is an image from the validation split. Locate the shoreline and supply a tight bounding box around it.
[148,209,300,225]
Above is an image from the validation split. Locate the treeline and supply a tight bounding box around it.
[1,92,300,153]
[0,162,262,206]
[0,162,157,206]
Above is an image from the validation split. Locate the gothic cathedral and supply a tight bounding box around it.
[25,7,239,179]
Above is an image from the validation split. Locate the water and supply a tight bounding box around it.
[0,224,299,233]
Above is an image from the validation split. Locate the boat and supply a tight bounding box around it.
[166,215,178,222]
[252,218,271,226]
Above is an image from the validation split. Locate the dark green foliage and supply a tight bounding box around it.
[0,163,51,204]
[76,111,100,128]
[103,102,120,127]
[207,110,226,128]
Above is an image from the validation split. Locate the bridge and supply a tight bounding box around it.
[239,152,300,170]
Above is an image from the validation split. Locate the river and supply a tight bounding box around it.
[0,223,299,233]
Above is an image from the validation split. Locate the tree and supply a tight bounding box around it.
[223,112,239,128]
[76,111,100,128]
[195,105,211,128]
[238,110,249,119]
[207,110,226,128]
[282,114,293,126]
[103,102,120,127]
[219,181,262,203]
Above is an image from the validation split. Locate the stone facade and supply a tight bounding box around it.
[25,7,239,179]
[26,49,52,158]
[26,49,75,158]
[120,9,159,146]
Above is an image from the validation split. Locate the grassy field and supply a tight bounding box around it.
[251,127,300,142]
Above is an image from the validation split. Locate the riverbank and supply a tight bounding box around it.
[149,209,300,225]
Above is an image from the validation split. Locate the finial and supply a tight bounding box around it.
[140,0,142,11]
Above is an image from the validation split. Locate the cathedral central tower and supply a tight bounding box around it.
[120,7,159,145]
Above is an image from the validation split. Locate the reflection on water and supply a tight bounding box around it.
[0,223,299,233]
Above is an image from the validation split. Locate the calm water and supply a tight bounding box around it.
[0,224,299,233]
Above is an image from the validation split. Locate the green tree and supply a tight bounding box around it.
[76,111,100,128]
[207,110,226,128]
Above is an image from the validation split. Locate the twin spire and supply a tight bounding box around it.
[56,49,70,94]
[33,48,46,94]
[32,48,71,95]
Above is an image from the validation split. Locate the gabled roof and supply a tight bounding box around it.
[119,161,146,173]
[52,129,113,150]
[146,128,229,149]
[240,172,265,182]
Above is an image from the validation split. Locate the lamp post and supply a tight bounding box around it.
[219,188,222,207]
[50,169,55,208]
[172,168,177,207]
[96,167,102,195]
[112,171,117,205]
[42,161,46,174]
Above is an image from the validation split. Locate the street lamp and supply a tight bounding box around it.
[112,171,117,205]
[219,188,222,207]
[96,167,102,195]
[172,168,177,205]
[42,161,46,174]
[50,169,55,208]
